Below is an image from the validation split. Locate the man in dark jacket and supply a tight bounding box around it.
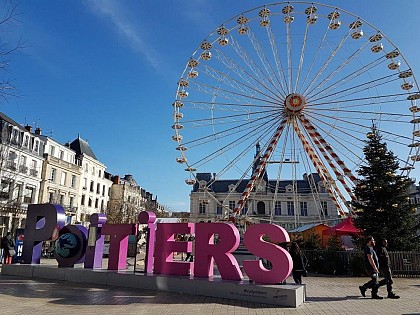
[359,236,382,299]
[377,239,400,299]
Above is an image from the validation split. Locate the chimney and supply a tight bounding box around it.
[35,127,41,135]
[24,125,32,133]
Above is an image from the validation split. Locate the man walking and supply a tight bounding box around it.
[377,238,400,299]
[359,236,383,299]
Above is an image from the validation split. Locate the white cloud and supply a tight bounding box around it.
[84,0,161,71]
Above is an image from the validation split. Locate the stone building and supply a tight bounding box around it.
[38,135,82,224]
[0,112,44,235]
[69,136,112,226]
[189,145,340,230]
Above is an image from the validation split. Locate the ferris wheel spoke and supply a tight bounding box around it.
[190,115,283,168]
[183,112,281,149]
[304,39,372,97]
[265,24,289,95]
[229,36,283,97]
[245,25,287,97]
[307,72,399,105]
[305,109,413,144]
[212,48,282,100]
[305,55,387,101]
[286,20,293,93]
[302,29,353,96]
[294,21,310,93]
[181,108,280,127]
[300,20,331,94]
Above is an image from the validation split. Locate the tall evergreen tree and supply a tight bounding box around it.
[353,125,420,251]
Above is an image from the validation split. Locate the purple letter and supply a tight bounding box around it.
[101,223,137,270]
[243,224,292,284]
[194,223,242,281]
[84,213,107,269]
[22,204,66,264]
[54,224,88,267]
[154,223,194,276]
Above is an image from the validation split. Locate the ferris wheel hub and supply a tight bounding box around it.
[284,93,306,114]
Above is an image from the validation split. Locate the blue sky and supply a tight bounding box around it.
[2,0,420,212]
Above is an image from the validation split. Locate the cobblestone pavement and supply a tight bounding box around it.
[0,271,419,315]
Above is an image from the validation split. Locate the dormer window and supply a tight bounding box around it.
[228,184,236,192]
[34,140,39,153]
[286,185,293,193]
[198,180,207,190]
[23,135,29,148]
[11,128,19,144]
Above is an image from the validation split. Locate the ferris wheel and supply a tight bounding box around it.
[172,2,420,221]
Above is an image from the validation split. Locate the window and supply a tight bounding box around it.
[97,183,101,195]
[99,170,102,178]
[102,185,105,196]
[92,166,95,175]
[48,192,54,203]
[83,178,87,189]
[90,181,94,192]
[199,202,206,214]
[22,186,34,204]
[59,150,64,160]
[20,155,27,166]
[51,168,57,182]
[84,162,88,171]
[101,200,104,211]
[13,183,22,202]
[287,201,294,216]
[81,194,85,206]
[88,198,92,207]
[34,140,39,152]
[60,194,65,205]
[71,175,76,188]
[95,198,99,208]
[241,202,248,215]
[300,202,308,216]
[50,145,55,156]
[0,180,11,200]
[229,201,236,211]
[321,201,328,216]
[61,172,67,186]
[23,135,29,147]
[216,204,223,215]
[69,196,74,207]
[275,201,281,216]
[11,128,19,143]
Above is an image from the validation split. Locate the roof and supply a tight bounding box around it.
[193,173,320,194]
[69,136,97,160]
[322,217,361,236]
[289,222,328,233]
[0,112,27,132]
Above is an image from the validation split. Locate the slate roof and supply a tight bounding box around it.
[69,136,97,160]
[193,172,321,194]
[0,112,27,131]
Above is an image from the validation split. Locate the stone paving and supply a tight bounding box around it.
[0,268,419,315]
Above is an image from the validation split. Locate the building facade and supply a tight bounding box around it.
[0,113,44,236]
[69,136,112,226]
[38,135,82,224]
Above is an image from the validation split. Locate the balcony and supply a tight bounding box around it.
[63,206,78,214]
[6,162,17,171]
[29,169,38,177]
[19,165,28,174]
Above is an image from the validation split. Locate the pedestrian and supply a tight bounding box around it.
[289,242,307,284]
[1,232,16,265]
[359,236,383,299]
[377,238,400,299]
[184,235,195,262]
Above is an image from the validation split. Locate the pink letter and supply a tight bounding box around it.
[154,223,194,276]
[138,211,157,274]
[243,224,292,284]
[194,223,242,281]
[101,223,137,270]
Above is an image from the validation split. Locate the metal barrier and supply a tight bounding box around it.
[303,250,420,277]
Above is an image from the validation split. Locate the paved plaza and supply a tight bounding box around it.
[0,267,418,315]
